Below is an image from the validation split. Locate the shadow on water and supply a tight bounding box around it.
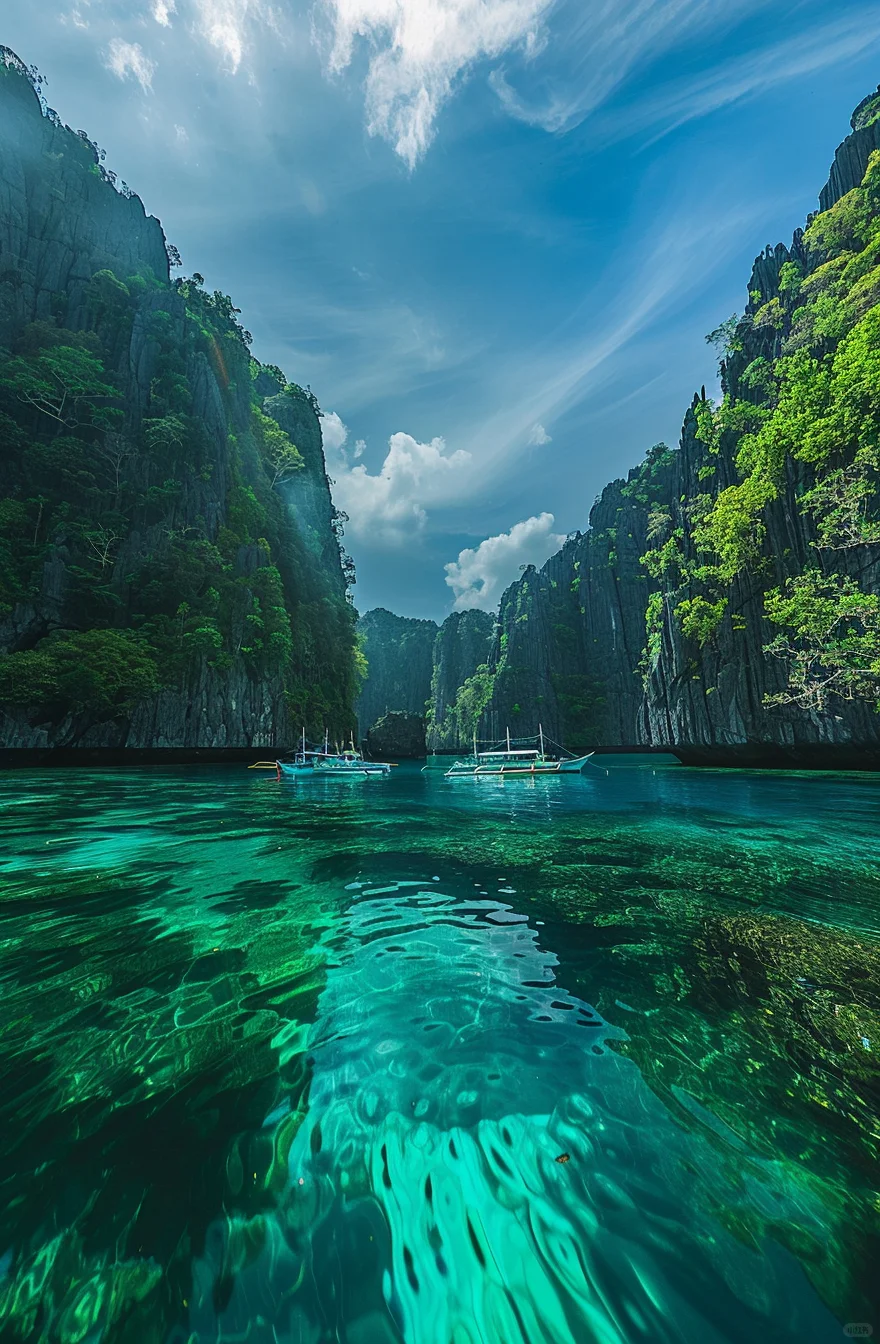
[0,764,877,1341]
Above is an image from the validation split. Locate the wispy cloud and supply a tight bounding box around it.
[491,3,880,143]
[445,512,565,610]
[457,193,760,487]
[190,0,280,72]
[317,0,553,167]
[269,290,466,413]
[489,0,768,133]
[326,416,471,543]
[611,11,880,146]
[528,423,552,445]
[104,39,156,92]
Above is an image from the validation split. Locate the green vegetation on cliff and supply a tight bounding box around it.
[0,51,358,743]
[641,148,880,712]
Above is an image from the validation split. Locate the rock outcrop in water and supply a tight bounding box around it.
[0,50,358,749]
[363,710,426,759]
[416,87,880,764]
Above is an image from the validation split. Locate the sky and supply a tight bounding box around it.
[3,0,880,619]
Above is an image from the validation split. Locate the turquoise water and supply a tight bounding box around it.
[0,761,878,1342]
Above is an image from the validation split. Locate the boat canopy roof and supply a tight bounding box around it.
[478,748,541,758]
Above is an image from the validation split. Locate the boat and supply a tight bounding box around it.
[276,731,393,780]
[444,726,593,779]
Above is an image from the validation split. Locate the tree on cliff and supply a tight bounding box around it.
[0,344,119,432]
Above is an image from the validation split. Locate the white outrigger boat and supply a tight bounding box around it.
[275,731,393,780]
[445,726,593,779]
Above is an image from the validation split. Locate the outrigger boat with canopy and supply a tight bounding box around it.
[275,730,393,779]
[444,726,593,779]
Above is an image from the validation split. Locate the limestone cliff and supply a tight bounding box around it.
[355,609,438,735]
[445,87,880,764]
[425,609,494,751]
[0,51,357,749]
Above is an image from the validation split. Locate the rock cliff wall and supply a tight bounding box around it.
[355,609,438,735]
[0,52,357,749]
[426,609,494,751]
[450,87,880,763]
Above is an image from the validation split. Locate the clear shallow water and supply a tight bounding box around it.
[0,762,878,1342]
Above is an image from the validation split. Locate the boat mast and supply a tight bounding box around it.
[506,726,511,753]
[473,729,478,760]
[539,722,544,758]
[301,726,306,756]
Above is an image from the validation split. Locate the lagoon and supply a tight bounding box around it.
[0,762,877,1342]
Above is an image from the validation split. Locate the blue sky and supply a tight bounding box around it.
[4,0,880,619]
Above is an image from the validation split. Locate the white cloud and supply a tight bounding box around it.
[353,438,366,459]
[153,0,176,25]
[445,513,565,610]
[318,0,553,167]
[321,410,350,456]
[528,423,551,445]
[192,0,277,72]
[324,415,471,542]
[104,39,156,92]
[488,0,774,135]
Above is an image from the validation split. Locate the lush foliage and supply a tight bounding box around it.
[0,631,159,716]
[764,572,880,710]
[0,143,358,737]
[636,149,880,712]
[438,664,496,744]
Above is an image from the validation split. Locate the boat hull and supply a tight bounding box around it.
[445,753,593,779]
[276,760,391,779]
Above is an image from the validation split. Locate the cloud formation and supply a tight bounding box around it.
[153,0,176,26]
[319,0,552,167]
[490,0,771,134]
[321,410,349,456]
[325,414,471,542]
[444,512,566,610]
[490,2,880,145]
[104,39,156,91]
[189,0,279,72]
[528,423,551,445]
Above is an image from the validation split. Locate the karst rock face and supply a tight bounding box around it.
[426,610,494,752]
[355,609,438,736]
[355,87,880,766]
[455,90,880,766]
[363,711,427,760]
[0,54,357,750]
[355,607,494,752]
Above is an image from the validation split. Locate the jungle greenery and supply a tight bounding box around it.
[637,149,880,712]
[0,256,360,733]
